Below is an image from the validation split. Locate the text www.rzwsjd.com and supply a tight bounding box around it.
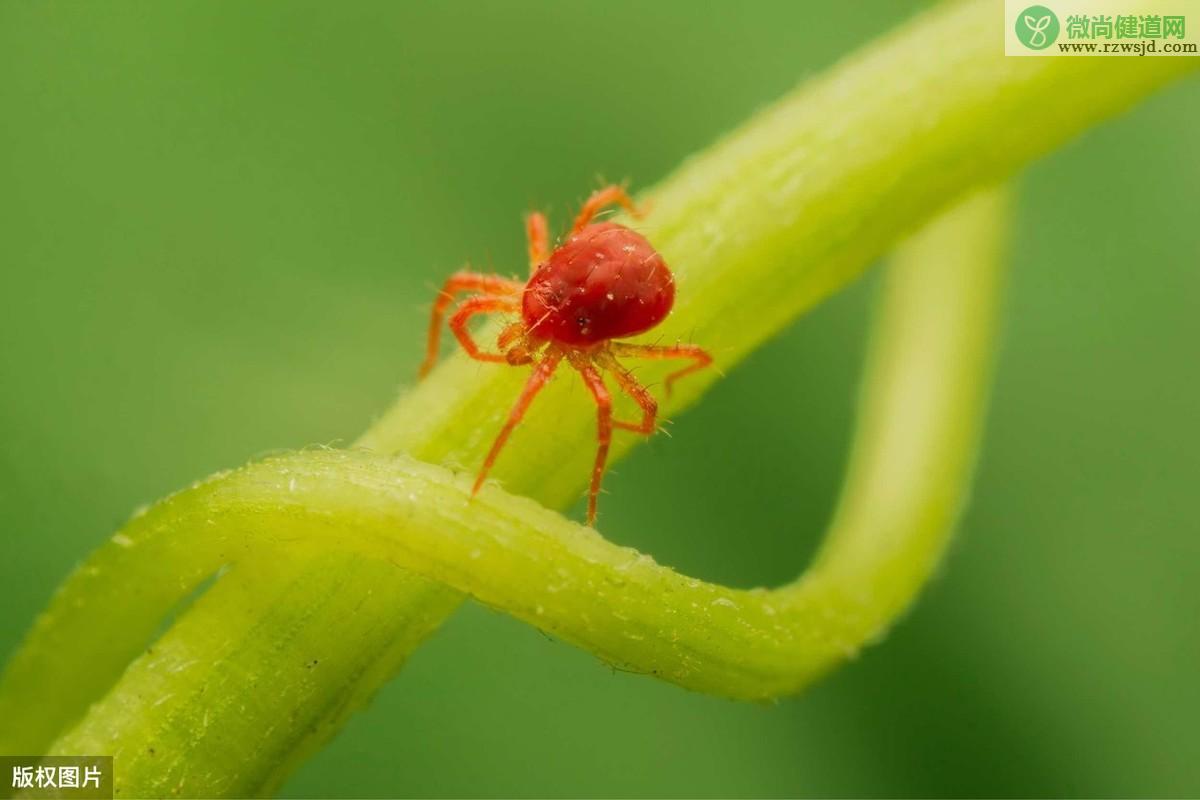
[1057,39,1198,53]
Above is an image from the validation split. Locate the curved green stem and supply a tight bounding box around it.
[1,0,1193,794]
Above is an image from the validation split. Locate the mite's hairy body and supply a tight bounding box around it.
[523,222,674,346]
[419,185,712,525]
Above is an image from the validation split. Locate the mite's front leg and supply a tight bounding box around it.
[448,296,522,364]
[571,185,642,234]
[420,271,524,378]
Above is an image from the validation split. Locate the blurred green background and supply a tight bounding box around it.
[2,1,1198,796]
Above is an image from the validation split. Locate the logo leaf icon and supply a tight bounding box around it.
[1023,13,1053,46]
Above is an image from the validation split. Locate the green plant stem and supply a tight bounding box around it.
[1,0,1193,794]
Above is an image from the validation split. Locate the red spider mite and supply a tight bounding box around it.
[418,184,712,525]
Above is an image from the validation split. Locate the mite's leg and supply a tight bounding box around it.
[596,351,657,435]
[498,322,542,366]
[420,271,523,378]
[496,321,525,351]
[449,296,522,364]
[571,354,614,526]
[609,342,713,396]
[571,184,642,234]
[525,211,550,271]
[473,349,564,496]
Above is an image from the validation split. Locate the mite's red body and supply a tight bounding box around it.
[523,222,674,346]
[418,185,711,526]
